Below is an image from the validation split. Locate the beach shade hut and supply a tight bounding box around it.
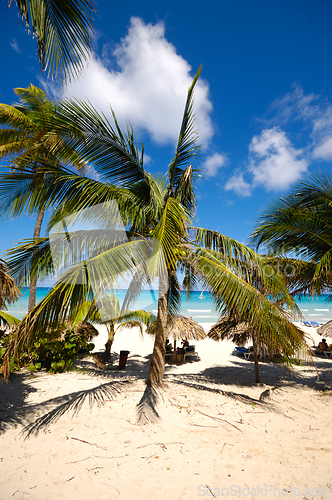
[317,320,332,338]
[208,316,262,383]
[147,314,207,362]
[74,321,99,341]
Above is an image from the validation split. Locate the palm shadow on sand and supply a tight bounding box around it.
[0,352,331,437]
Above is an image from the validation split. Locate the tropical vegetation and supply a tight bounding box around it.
[7,0,95,80]
[0,73,309,384]
[251,173,332,299]
[0,84,86,311]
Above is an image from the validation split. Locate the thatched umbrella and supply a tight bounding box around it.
[317,321,332,338]
[147,315,207,362]
[74,321,99,341]
[208,316,261,382]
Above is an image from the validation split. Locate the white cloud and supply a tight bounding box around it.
[265,83,318,125]
[60,17,213,145]
[263,84,332,163]
[203,153,226,176]
[225,128,308,197]
[225,173,251,197]
[312,137,332,160]
[10,39,21,53]
[248,128,308,191]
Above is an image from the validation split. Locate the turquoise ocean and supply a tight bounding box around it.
[5,288,332,324]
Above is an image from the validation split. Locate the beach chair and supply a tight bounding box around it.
[183,345,198,361]
[243,347,254,360]
[165,345,173,362]
[311,346,328,357]
[303,321,312,327]
[310,321,322,327]
[165,352,173,362]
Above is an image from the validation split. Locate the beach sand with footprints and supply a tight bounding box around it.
[0,324,331,500]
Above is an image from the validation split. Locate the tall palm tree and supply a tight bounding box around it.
[0,84,86,311]
[250,173,332,297]
[1,71,308,383]
[8,0,95,80]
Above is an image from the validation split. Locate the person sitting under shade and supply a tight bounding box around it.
[165,338,173,354]
[318,338,328,351]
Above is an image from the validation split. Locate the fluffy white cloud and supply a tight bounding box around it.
[225,173,251,197]
[248,128,308,191]
[60,17,213,145]
[203,153,226,176]
[225,128,308,197]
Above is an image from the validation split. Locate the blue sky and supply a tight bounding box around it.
[1,0,332,257]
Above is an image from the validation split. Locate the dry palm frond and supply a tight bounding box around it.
[317,320,332,338]
[147,314,206,342]
[0,259,21,309]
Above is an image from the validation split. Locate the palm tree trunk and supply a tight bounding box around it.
[252,335,260,383]
[147,292,167,387]
[28,208,46,312]
[104,323,115,361]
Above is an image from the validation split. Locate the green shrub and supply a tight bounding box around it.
[0,324,95,374]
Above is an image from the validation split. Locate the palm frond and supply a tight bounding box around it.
[15,0,95,80]
[0,310,20,327]
[53,99,145,185]
[168,67,202,190]
[0,259,22,309]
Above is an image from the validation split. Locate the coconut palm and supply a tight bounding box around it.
[2,70,307,385]
[95,294,152,360]
[250,173,332,298]
[0,84,87,311]
[8,0,95,80]
[192,232,307,382]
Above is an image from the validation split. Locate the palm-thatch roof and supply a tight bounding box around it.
[147,314,207,341]
[73,321,99,341]
[317,320,332,338]
[208,316,253,345]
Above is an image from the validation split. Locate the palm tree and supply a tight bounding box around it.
[1,71,308,384]
[8,0,95,80]
[0,84,85,311]
[192,231,307,382]
[95,294,152,360]
[250,173,332,298]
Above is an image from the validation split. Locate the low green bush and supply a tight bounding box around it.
[0,324,95,374]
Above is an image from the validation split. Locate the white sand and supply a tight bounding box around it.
[0,323,332,500]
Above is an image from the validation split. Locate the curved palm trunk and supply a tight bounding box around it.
[252,335,260,383]
[104,322,115,361]
[28,208,46,312]
[147,293,167,387]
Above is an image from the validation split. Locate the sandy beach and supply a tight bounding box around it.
[1,323,332,500]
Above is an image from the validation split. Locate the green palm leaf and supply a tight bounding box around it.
[14,0,95,80]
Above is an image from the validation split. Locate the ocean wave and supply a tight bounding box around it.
[315,308,329,311]
[301,309,308,311]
